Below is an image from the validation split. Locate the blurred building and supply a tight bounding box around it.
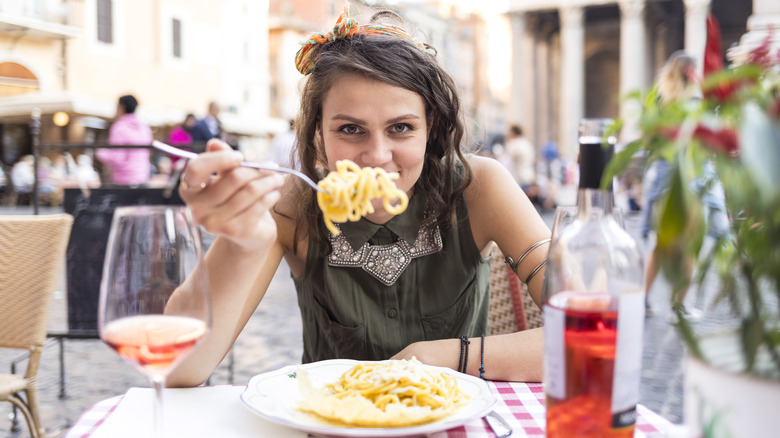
[268,0,340,122]
[3,0,762,172]
[0,0,284,166]
[728,0,780,65]
[506,0,752,160]
[268,0,493,150]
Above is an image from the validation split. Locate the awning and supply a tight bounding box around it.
[0,92,114,119]
[220,113,290,137]
[0,92,289,136]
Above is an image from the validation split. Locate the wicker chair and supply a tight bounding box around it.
[0,214,73,438]
[488,245,543,335]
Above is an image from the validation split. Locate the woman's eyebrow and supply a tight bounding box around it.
[331,114,366,124]
[330,113,422,125]
[386,114,421,124]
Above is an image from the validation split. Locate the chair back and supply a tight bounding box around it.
[0,214,73,350]
[488,245,543,335]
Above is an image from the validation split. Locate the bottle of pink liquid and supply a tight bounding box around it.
[543,118,645,438]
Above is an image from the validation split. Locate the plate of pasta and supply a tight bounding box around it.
[240,358,496,437]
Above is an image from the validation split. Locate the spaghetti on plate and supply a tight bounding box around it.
[297,358,470,427]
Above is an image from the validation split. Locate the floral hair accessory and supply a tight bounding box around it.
[294,3,425,75]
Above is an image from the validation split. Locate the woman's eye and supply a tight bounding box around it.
[390,123,413,134]
[338,125,362,135]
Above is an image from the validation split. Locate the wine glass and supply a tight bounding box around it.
[98,205,211,437]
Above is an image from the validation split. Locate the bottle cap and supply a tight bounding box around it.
[578,118,615,190]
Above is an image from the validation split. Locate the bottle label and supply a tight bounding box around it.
[543,304,566,399]
[611,288,645,415]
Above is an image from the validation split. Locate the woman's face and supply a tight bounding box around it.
[319,74,428,204]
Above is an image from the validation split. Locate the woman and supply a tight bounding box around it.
[168,113,197,146]
[169,7,550,387]
[642,50,729,321]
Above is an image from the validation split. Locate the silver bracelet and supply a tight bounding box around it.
[524,258,548,284]
[504,238,551,276]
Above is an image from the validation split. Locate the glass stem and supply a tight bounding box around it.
[152,376,166,438]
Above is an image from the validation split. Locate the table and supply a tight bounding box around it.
[66,382,674,437]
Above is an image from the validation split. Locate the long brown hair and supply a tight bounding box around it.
[289,32,473,253]
[657,50,698,103]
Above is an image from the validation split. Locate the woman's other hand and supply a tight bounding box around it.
[179,139,285,252]
[391,339,459,371]
[392,332,544,382]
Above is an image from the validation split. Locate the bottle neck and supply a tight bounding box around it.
[576,187,615,220]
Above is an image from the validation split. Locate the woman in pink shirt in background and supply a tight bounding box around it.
[96,94,153,186]
[168,113,197,146]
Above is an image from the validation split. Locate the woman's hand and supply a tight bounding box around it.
[179,139,285,252]
[393,332,544,382]
[392,339,459,371]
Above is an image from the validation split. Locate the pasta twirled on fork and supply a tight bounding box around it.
[317,160,409,235]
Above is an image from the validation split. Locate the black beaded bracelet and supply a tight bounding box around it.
[457,335,470,374]
[479,334,486,379]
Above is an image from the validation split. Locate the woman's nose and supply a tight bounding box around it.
[361,135,392,166]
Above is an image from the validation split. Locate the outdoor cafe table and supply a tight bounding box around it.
[66,381,674,437]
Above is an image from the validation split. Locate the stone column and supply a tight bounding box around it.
[618,0,646,143]
[559,5,584,160]
[508,12,527,127]
[683,0,712,75]
[728,0,780,65]
[536,21,552,150]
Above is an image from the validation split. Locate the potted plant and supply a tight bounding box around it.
[606,20,780,437]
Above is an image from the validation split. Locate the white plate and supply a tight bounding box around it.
[240,359,497,437]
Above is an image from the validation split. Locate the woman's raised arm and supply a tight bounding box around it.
[166,140,287,387]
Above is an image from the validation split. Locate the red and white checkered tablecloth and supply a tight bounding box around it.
[67,381,673,437]
[431,381,671,437]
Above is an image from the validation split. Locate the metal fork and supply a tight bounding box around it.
[151,140,325,193]
[485,410,513,437]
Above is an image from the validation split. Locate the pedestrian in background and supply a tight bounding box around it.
[73,154,101,189]
[166,113,197,175]
[505,125,537,197]
[168,113,197,146]
[643,50,729,321]
[96,94,153,186]
[0,165,6,198]
[191,101,224,145]
[641,51,698,238]
[10,154,34,195]
[266,119,298,168]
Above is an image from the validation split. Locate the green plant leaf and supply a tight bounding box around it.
[676,310,704,359]
[603,140,642,189]
[768,330,780,347]
[609,54,780,379]
[740,102,780,200]
[656,165,688,249]
[741,317,763,372]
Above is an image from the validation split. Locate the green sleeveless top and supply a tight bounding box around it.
[293,181,491,363]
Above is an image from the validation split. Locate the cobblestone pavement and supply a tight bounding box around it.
[0,200,737,437]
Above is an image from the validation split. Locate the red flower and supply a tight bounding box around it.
[745,29,777,69]
[692,125,740,156]
[703,14,724,76]
[657,125,739,156]
[701,76,753,102]
[659,126,681,141]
